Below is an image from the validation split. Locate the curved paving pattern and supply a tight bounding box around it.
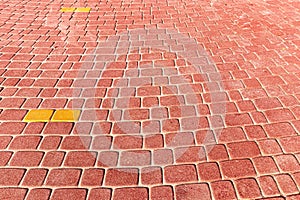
[1,0,300,199]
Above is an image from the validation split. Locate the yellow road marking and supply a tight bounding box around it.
[51,110,81,122]
[23,110,81,122]
[60,7,91,12]
[23,110,54,122]
[60,7,76,12]
[75,7,91,12]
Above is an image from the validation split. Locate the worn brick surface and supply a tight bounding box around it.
[46,169,81,186]
[81,169,104,186]
[0,151,13,166]
[10,151,44,166]
[0,188,27,200]
[42,151,65,167]
[211,181,237,200]
[22,169,48,186]
[235,178,262,199]
[253,156,279,175]
[113,187,148,200]
[274,154,300,172]
[9,136,41,149]
[0,122,26,134]
[50,188,87,200]
[64,151,96,167]
[258,176,281,197]
[197,162,221,181]
[26,188,51,200]
[227,141,261,159]
[275,174,299,195]
[0,168,25,185]
[88,188,112,200]
[175,183,211,200]
[164,165,198,183]
[220,159,256,178]
[151,186,173,200]
[105,168,138,186]
[1,0,300,198]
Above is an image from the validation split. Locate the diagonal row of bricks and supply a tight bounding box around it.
[1,171,300,199]
[1,125,300,149]
[1,154,300,178]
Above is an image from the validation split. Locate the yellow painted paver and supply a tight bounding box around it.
[75,7,91,12]
[51,110,81,122]
[23,110,54,122]
[60,7,76,12]
[60,7,91,12]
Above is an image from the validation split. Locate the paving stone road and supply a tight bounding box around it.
[1,0,300,199]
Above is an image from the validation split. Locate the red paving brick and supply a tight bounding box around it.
[211,180,237,200]
[235,178,262,199]
[175,183,211,200]
[50,188,87,200]
[22,168,48,186]
[1,0,300,199]
[26,188,51,200]
[113,187,148,200]
[258,176,281,197]
[0,168,26,185]
[46,169,81,186]
[164,165,198,183]
[105,168,139,186]
[0,188,28,200]
[150,186,174,200]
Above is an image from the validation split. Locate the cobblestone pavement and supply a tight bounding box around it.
[1,0,300,199]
